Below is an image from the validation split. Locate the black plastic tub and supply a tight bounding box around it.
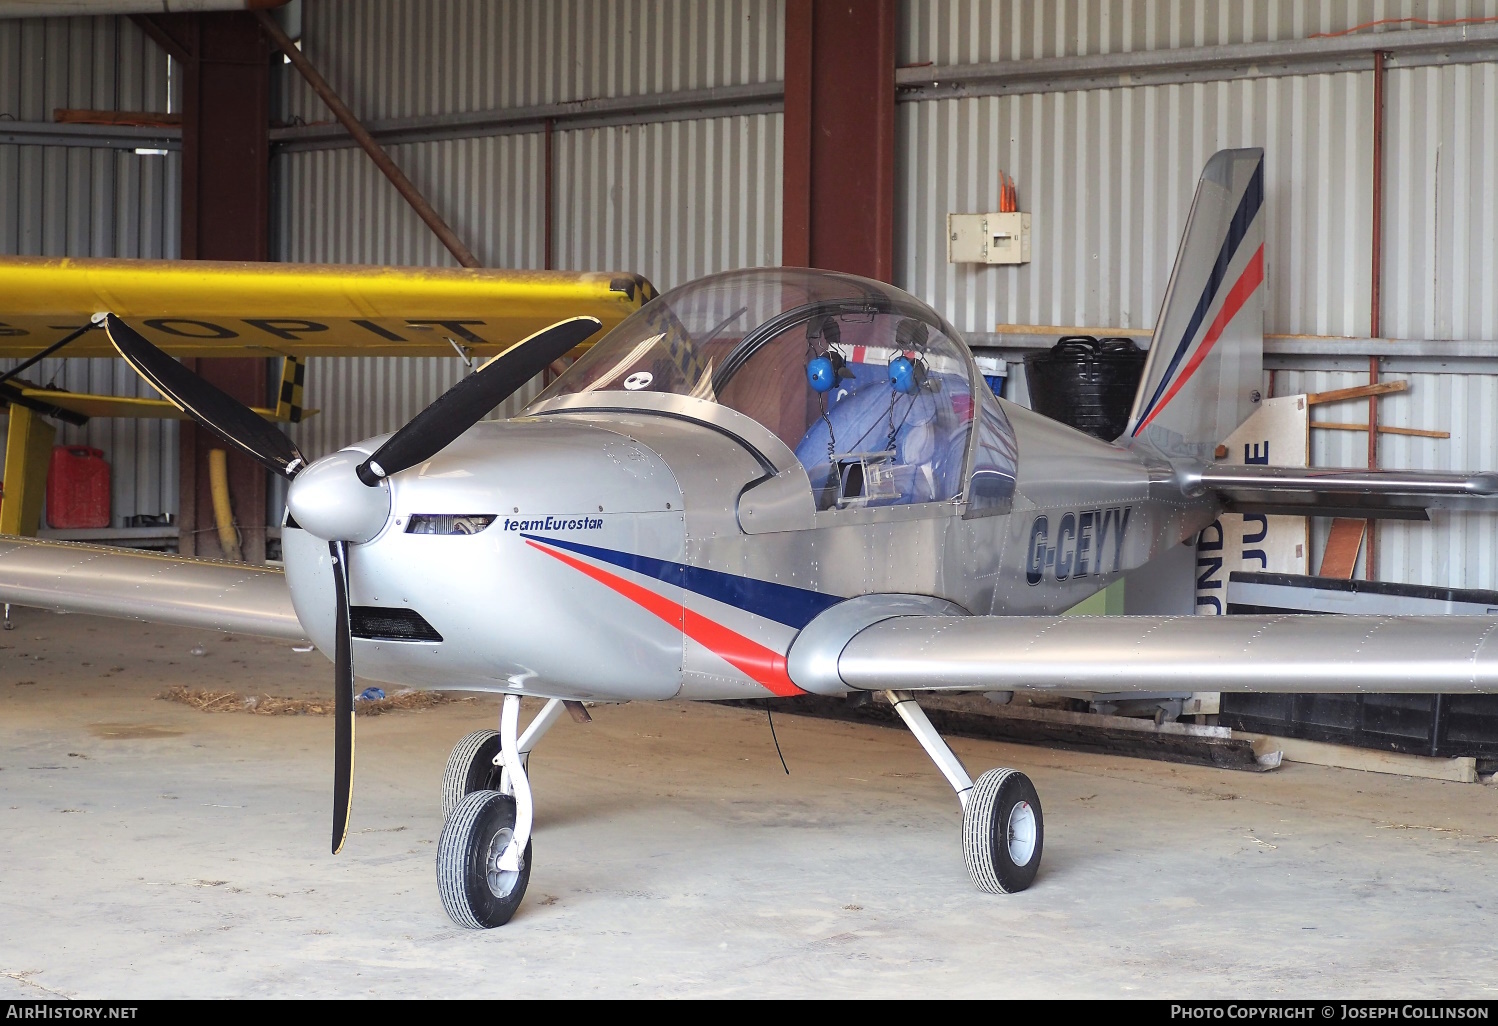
[1022,335,1147,441]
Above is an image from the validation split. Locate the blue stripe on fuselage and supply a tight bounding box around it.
[1134,158,1265,433]
[522,533,842,630]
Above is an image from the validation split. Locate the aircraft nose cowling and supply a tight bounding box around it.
[287,449,392,543]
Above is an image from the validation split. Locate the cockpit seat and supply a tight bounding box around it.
[794,362,968,510]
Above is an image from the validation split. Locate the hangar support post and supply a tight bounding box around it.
[782,0,897,283]
[135,10,270,562]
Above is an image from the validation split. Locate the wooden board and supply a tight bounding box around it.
[1305,380,1408,405]
[1318,517,1367,579]
[1312,421,1449,439]
[1237,731,1478,783]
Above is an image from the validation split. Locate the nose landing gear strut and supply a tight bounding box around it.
[436,694,574,929]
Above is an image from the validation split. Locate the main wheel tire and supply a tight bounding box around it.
[962,768,1043,894]
[436,790,533,929]
[441,730,502,819]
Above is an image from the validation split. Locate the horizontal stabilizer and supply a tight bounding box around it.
[835,613,1498,694]
[1194,464,1498,519]
[0,536,305,641]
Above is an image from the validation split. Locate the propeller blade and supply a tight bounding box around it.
[329,539,356,855]
[355,315,601,485]
[104,314,308,479]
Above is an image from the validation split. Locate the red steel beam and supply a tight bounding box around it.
[139,12,270,562]
[544,118,555,271]
[1366,49,1387,581]
[782,0,896,281]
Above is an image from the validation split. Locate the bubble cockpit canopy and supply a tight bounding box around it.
[533,268,1012,512]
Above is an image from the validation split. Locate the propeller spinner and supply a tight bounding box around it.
[103,313,601,853]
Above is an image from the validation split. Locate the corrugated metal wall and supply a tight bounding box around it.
[901,0,1498,63]
[0,14,179,525]
[275,135,545,463]
[276,0,784,465]
[894,2,1498,588]
[896,74,1375,336]
[1273,368,1498,589]
[1384,60,1498,342]
[282,0,783,120]
[554,114,782,286]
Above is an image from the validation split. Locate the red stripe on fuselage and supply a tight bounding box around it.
[1137,245,1265,434]
[526,539,805,697]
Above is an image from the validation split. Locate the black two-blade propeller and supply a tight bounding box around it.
[104,313,601,853]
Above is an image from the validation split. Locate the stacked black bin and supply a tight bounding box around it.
[1022,335,1147,442]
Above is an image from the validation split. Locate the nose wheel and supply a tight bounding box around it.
[441,729,503,818]
[437,695,573,928]
[437,790,533,929]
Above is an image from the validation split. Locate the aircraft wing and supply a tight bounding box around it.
[0,257,655,359]
[1195,464,1498,519]
[0,536,305,641]
[807,613,1498,694]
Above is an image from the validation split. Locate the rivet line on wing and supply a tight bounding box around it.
[1353,616,1392,660]
[1021,617,1065,657]
[1132,617,1171,659]
[1244,614,1292,658]
[1469,621,1498,689]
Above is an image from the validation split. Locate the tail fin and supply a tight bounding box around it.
[1124,148,1265,460]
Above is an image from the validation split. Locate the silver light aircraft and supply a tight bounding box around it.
[5,148,1498,929]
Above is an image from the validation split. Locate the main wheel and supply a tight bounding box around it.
[962,768,1043,894]
[441,730,502,818]
[436,790,532,929]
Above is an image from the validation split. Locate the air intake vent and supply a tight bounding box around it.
[350,606,443,643]
[406,514,496,535]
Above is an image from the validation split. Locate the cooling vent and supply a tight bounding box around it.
[350,606,444,643]
[406,514,496,535]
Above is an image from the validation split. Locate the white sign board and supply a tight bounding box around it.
[1195,395,1310,615]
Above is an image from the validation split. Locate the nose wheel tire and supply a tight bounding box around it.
[441,730,502,818]
[437,790,532,929]
[962,768,1043,894]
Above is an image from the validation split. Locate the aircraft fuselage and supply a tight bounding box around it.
[282,394,1219,703]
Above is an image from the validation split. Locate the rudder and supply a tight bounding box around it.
[1124,148,1265,461]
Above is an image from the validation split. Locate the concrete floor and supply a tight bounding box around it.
[4,609,1498,998]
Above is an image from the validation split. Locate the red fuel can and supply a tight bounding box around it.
[46,445,111,529]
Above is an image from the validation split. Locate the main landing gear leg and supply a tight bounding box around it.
[436,695,569,929]
[884,690,1044,895]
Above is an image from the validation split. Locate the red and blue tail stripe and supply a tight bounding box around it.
[1132,160,1265,436]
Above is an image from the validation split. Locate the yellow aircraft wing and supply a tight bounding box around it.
[6,354,313,424]
[16,389,317,424]
[0,258,656,359]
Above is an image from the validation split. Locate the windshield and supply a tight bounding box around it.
[533,268,979,509]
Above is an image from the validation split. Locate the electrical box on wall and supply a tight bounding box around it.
[947,212,1031,265]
